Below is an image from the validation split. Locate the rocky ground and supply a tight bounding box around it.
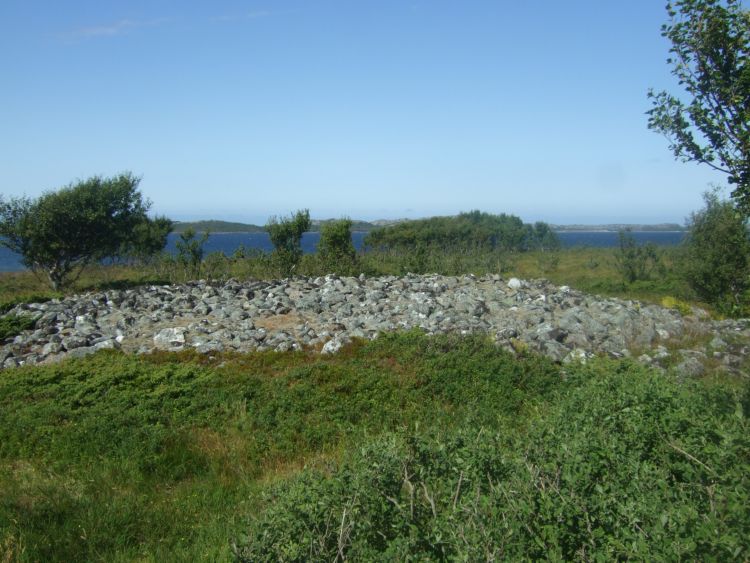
[2,274,749,376]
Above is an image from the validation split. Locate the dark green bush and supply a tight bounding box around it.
[317,218,358,275]
[681,191,750,315]
[0,313,36,340]
[364,210,558,253]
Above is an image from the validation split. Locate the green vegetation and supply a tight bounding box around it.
[0,173,172,291]
[0,333,746,560]
[311,218,379,232]
[0,314,35,340]
[614,230,661,283]
[266,209,311,277]
[682,191,750,315]
[237,362,749,561]
[175,228,210,279]
[172,220,266,234]
[2,1,748,557]
[317,218,358,275]
[0,244,698,315]
[364,210,559,253]
[648,0,750,213]
[172,219,381,234]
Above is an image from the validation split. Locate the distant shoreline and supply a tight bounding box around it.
[173,219,687,235]
[551,230,685,234]
[184,229,686,235]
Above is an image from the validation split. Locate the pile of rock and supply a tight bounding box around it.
[2,274,748,375]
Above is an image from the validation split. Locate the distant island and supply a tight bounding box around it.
[172,218,686,234]
[551,223,686,232]
[172,218,395,234]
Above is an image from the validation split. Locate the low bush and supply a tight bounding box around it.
[0,333,557,561]
[235,361,750,561]
[316,218,359,276]
[661,295,693,316]
[614,230,661,283]
[0,314,35,340]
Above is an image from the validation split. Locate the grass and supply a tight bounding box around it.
[0,246,743,559]
[0,333,558,561]
[0,332,748,561]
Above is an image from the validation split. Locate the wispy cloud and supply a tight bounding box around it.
[65,18,169,40]
[210,10,281,23]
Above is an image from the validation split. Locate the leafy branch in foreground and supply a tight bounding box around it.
[648,0,750,212]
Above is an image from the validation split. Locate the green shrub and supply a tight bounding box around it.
[235,361,750,561]
[614,229,660,283]
[175,227,209,279]
[317,218,358,275]
[681,191,750,316]
[364,210,557,253]
[266,210,311,277]
[0,314,35,340]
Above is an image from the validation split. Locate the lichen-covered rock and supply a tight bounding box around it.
[153,327,186,351]
[0,275,747,372]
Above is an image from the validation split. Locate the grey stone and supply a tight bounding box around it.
[194,341,225,354]
[41,342,63,356]
[675,357,705,378]
[153,327,187,350]
[67,346,98,359]
[0,274,747,371]
[62,335,88,351]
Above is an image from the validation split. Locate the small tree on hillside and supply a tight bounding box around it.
[317,218,358,274]
[682,190,750,314]
[0,173,169,290]
[647,0,750,213]
[266,209,311,277]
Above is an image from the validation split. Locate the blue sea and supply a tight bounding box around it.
[0,231,686,273]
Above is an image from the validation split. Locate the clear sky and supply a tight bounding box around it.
[0,1,731,225]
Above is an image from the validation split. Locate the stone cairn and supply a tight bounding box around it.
[2,274,748,376]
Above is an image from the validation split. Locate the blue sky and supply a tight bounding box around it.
[0,1,729,224]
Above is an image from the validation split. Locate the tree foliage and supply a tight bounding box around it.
[266,209,311,277]
[121,215,173,263]
[175,227,210,278]
[364,211,559,253]
[682,190,750,314]
[648,0,750,212]
[614,230,661,283]
[317,218,358,274]
[0,173,171,290]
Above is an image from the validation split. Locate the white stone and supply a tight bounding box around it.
[507,278,523,290]
[321,338,343,355]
